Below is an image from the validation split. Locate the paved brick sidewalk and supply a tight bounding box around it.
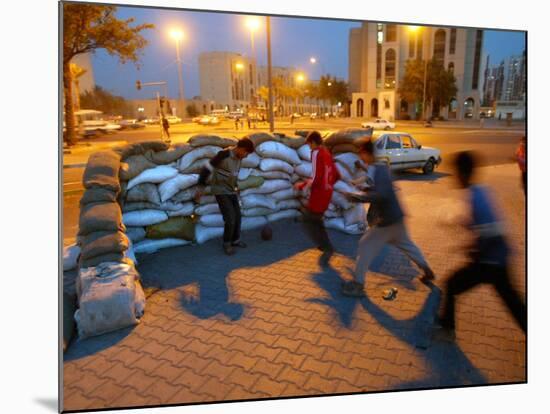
[63,164,526,412]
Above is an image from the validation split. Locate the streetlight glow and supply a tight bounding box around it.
[296,73,305,83]
[310,57,317,64]
[235,62,245,71]
[327,82,332,86]
[408,25,420,33]
[169,28,184,41]
[245,16,261,32]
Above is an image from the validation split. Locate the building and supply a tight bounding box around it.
[349,23,485,120]
[482,61,505,107]
[502,52,526,102]
[199,51,257,111]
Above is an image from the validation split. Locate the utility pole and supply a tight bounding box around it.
[266,16,274,132]
[422,59,428,121]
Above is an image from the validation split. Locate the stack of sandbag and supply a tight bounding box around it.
[74,262,146,338]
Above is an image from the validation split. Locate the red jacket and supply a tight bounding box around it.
[298,146,341,214]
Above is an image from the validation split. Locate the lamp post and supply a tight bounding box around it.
[266,16,274,132]
[245,17,261,110]
[296,73,305,114]
[170,28,185,118]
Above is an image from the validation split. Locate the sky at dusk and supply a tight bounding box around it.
[90,5,525,100]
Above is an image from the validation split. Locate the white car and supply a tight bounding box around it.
[362,118,396,130]
[199,115,220,126]
[373,131,442,174]
[164,115,182,124]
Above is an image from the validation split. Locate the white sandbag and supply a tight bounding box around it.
[271,187,297,201]
[240,179,291,196]
[337,165,354,183]
[199,214,225,227]
[343,203,367,227]
[334,180,357,194]
[241,194,277,210]
[195,225,224,244]
[195,203,220,215]
[126,227,146,243]
[127,165,178,190]
[267,209,301,223]
[256,141,301,165]
[334,153,361,174]
[63,244,81,271]
[123,210,168,227]
[75,263,144,338]
[243,207,278,217]
[177,145,221,171]
[295,162,312,178]
[291,174,301,184]
[125,239,138,265]
[198,195,217,205]
[241,152,261,168]
[166,202,195,217]
[241,216,268,231]
[250,170,291,180]
[277,199,301,210]
[324,217,365,235]
[297,144,312,161]
[238,168,254,180]
[259,158,294,175]
[133,238,191,254]
[158,174,199,203]
[331,191,353,210]
[181,158,210,174]
[324,209,342,218]
[170,187,199,203]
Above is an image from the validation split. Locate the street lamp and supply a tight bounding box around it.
[245,17,261,58]
[309,57,317,64]
[169,28,185,117]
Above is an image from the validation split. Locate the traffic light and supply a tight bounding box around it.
[136,80,141,90]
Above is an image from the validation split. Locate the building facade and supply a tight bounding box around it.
[199,51,257,111]
[349,23,484,120]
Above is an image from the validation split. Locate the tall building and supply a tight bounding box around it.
[198,51,257,110]
[502,52,526,102]
[349,23,484,120]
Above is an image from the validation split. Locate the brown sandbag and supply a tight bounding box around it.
[122,201,159,212]
[331,143,359,154]
[119,154,157,181]
[246,132,281,147]
[80,230,130,261]
[188,135,238,148]
[78,202,124,237]
[238,175,265,191]
[82,150,121,193]
[80,187,118,206]
[126,182,161,205]
[324,128,373,148]
[114,141,169,160]
[146,216,195,241]
[280,136,306,149]
[171,187,199,203]
[144,144,193,164]
[79,252,126,269]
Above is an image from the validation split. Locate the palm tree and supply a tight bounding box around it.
[70,63,87,111]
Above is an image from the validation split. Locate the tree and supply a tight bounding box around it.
[186,103,199,117]
[80,86,133,117]
[70,63,87,111]
[63,4,153,145]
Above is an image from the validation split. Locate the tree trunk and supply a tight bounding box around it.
[63,60,77,146]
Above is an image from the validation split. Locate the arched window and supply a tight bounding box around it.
[357,98,364,117]
[384,48,396,89]
[433,29,446,66]
[448,62,454,74]
[371,98,379,117]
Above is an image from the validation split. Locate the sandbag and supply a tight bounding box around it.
[80,187,118,206]
[280,136,306,149]
[249,170,291,180]
[295,162,312,178]
[334,180,357,194]
[334,153,362,174]
[198,195,216,205]
[63,244,81,272]
[238,168,253,181]
[158,173,199,203]
[124,239,138,266]
[243,207,277,217]
[114,141,169,160]
[127,165,178,190]
[291,174,301,184]
[267,209,301,223]
[259,158,294,175]
[324,217,365,235]
[241,152,261,168]
[297,144,312,161]
[271,187,297,202]
[171,187,199,203]
[146,216,195,240]
[199,214,225,227]
[324,128,372,148]
[238,176,265,191]
[241,194,277,210]
[80,231,129,261]
[277,199,301,210]
[126,182,161,205]
[123,209,168,227]
[79,252,126,268]
[78,202,124,237]
[126,227,146,243]
[177,145,221,171]
[240,179,291,196]
[343,203,367,227]
[166,202,195,217]
[119,154,157,181]
[241,216,268,231]
[134,238,191,254]
[256,141,301,165]
[82,150,121,193]
[336,165,354,183]
[247,132,281,147]
[75,263,145,338]
[331,191,353,210]
[144,144,192,164]
[324,209,342,218]
[180,158,211,174]
[195,203,220,216]
[188,135,238,148]
[195,225,224,244]
[332,144,359,154]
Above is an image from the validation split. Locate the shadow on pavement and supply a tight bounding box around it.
[64,325,134,362]
[393,171,451,183]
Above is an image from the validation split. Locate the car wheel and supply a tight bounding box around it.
[422,158,435,175]
[384,126,390,130]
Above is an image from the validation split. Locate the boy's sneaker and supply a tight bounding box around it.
[341,280,365,297]
[223,244,236,256]
[232,241,247,248]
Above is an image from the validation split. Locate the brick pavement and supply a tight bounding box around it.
[63,163,526,412]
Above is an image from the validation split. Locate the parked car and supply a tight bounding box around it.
[309,112,318,120]
[199,115,220,125]
[192,116,202,123]
[227,110,245,120]
[119,119,145,130]
[373,131,442,174]
[164,115,182,124]
[361,118,396,130]
[142,117,160,125]
[291,113,302,118]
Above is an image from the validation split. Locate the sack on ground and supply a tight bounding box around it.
[123,209,168,227]
[324,128,372,148]
[331,191,353,210]
[195,203,220,215]
[177,145,221,171]
[297,144,312,161]
[277,199,301,210]
[259,158,294,175]
[134,238,191,254]
[256,141,301,165]
[114,141,169,160]
[199,214,225,227]
[267,209,301,222]
[195,225,224,244]
[126,227,146,243]
[343,203,367,228]
[295,162,312,178]
[166,202,195,217]
[63,244,81,271]
[170,187,199,203]
[240,179,291,196]
[180,158,210,174]
[238,168,253,180]
[80,188,118,206]
[334,180,357,194]
[241,194,277,210]
[158,174,199,203]
[334,153,361,174]
[79,202,124,237]
[80,231,129,261]
[241,216,268,231]
[82,150,121,192]
[146,216,195,240]
[243,207,278,217]
[119,154,157,181]
[247,132,281,147]
[126,182,161,205]
[238,175,265,191]
[249,170,291,180]
[324,217,365,235]
[271,187,296,201]
[144,144,192,164]
[188,135,238,148]
[241,151,261,168]
[127,165,178,190]
[280,136,306,149]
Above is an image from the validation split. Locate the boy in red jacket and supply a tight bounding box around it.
[295,131,341,265]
